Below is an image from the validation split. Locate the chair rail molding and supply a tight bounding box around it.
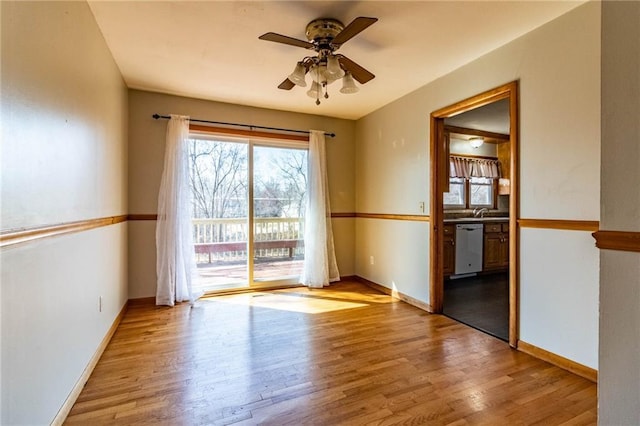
[592,230,640,253]
[0,215,127,248]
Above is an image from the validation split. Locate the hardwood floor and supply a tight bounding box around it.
[65,281,596,425]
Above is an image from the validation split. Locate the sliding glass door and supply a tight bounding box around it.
[188,135,307,292]
[253,145,307,282]
[189,137,249,290]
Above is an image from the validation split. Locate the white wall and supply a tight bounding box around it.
[356,219,430,303]
[598,1,640,423]
[1,2,128,424]
[520,228,599,368]
[355,2,600,367]
[127,90,356,298]
[449,138,498,157]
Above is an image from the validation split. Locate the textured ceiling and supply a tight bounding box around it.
[88,1,584,120]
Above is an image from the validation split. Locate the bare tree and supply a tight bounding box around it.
[272,149,308,217]
[254,176,283,218]
[189,139,247,219]
[188,141,308,248]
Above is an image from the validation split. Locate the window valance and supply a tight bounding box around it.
[450,156,501,178]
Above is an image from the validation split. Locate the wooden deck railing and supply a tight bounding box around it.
[192,217,304,264]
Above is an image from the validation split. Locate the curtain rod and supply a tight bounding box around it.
[152,114,335,138]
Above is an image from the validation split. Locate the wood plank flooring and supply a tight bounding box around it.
[65,281,596,425]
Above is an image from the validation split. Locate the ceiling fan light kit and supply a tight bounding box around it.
[288,62,308,87]
[326,55,345,79]
[307,81,322,101]
[259,16,378,105]
[340,72,358,94]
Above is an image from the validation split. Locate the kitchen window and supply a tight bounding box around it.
[444,177,496,209]
[445,155,500,209]
[443,177,466,208]
[469,177,494,207]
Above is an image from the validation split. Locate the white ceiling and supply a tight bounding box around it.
[88,1,584,120]
[446,98,510,134]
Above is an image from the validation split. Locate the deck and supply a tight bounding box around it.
[193,258,304,291]
[191,217,305,291]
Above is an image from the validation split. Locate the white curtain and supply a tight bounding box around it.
[300,130,340,288]
[156,115,202,306]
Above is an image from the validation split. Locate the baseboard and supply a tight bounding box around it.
[128,296,156,306]
[353,279,597,383]
[51,301,129,426]
[338,275,358,283]
[354,276,433,313]
[517,340,598,383]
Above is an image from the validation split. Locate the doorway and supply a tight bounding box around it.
[429,82,519,347]
[188,134,308,292]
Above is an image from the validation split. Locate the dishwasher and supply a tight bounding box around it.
[454,223,484,276]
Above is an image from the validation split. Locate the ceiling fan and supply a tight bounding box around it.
[259,16,378,105]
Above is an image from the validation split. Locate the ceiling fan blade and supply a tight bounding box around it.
[332,17,378,46]
[259,32,315,49]
[337,55,375,84]
[278,78,295,90]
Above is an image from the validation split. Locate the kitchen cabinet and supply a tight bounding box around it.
[483,222,509,270]
[443,224,455,276]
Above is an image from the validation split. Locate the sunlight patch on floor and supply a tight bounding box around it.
[203,291,369,314]
[281,286,397,304]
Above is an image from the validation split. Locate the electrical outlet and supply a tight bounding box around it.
[370,256,375,265]
[419,201,425,213]
[99,296,103,312]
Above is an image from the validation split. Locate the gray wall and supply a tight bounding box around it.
[1,2,128,424]
[599,1,640,423]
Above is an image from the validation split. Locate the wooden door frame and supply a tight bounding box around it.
[429,81,519,347]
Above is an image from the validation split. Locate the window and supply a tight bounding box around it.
[444,177,496,209]
[446,155,499,209]
[444,177,466,208]
[469,177,494,207]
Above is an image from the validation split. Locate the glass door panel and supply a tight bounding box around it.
[189,138,249,291]
[252,145,307,282]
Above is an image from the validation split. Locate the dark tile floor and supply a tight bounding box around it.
[443,272,509,341]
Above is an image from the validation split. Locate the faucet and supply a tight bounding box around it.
[473,207,489,218]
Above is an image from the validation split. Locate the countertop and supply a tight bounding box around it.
[444,217,508,223]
